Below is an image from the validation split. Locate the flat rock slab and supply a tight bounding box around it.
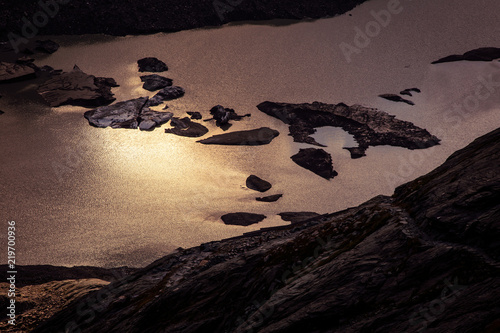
[198,127,279,145]
[38,65,117,107]
[291,148,337,180]
[256,194,282,202]
[278,212,320,223]
[379,94,414,106]
[257,101,440,158]
[432,47,500,64]
[0,62,36,83]
[147,86,185,106]
[221,213,266,226]
[138,57,168,72]
[165,117,209,137]
[246,175,272,192]
[84,97,148,129]
[140,74,173,91]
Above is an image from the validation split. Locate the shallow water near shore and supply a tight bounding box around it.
[1,0,499,267]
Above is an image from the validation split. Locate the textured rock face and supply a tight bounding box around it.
[221,213,267,226]
[198,127,279,145]
[137,57,168,72]
[0,61,36,83]
[140,74,173,91]
[246,175,272,192]
[147,86,185,106]
[208,105,251,127]
[257,101,440,158]
[291,148,337,180]
[164,117,209,137]
[432,47,500,64]
[31,127,500,333]
[38,66,117,107]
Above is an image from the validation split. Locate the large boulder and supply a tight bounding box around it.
[432,47,500,64]
[84,97,148,129]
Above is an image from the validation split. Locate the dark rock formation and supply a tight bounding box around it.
[35,39,60,54]
[38,65,117,107]
[257,101,440,159]
[278,212,320,223]
[0,61,36,83]
[31,127,500,333]
[432,47,500,64]
[246,175,272,192]
[84,97,172,131]
[147,86,185,106]
[0,0,371,39]
[291,148,337,180]
[198,127,279,145]
[140,74,173,91]
[137,57,168,72]
[15,56,35,65]
[256,194,283,202]
[379,93,415,105]
[165,117,209,137]
[207,105,251,128]
[187,111,202,120]
[400,88,421,97]
[221,213,267,226]
[0,110,4,115]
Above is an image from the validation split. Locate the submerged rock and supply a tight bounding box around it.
[84,97,148,129]
[291,148,337,180]
[432,47,500,64]
[221,213,266,226]
[278,212,320,223]
[35,40,60,54]
[207,105,251,127]
[379,93,414,106]
[137,57,168,72]
[0,61,36,83]
[198,127,279,145]
[246,175,272,192]
[256,194,282,202]
[140,74,173,91]
[38,65,117,107]
[257,101,440,158]
[147,86,185,106]
[165,117,209,137]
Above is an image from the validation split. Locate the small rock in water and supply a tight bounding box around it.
[221,213,266,226]
[291,148,337,180]
[139,109,173,131]
[137,57,168,72]
[256,194,282,202]
[165,117,209,137]
[378,94,414,106]
[84,97,148,129]
[147,86,185,106]
[35,40,60,54]
[187,111,202,120]
[140,74,173,91]
[246,175,272,192]
[278,212,320,223]
[208,105,250,127]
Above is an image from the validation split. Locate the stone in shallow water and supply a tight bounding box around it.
[138,109,173,131]
[208,105,250,127]
[147,86,185,106]
[165,117,209,137]
[379,94,414,106]
[246,175,272,192]
[291,148,337,180]
[84,97,148,129]
[140,74,173,91]
[137,57,168,72]
[278,212,320,223]
[198,127,279,145]
[432,47,500,64]
[187,111,202,120]
[256,194,282,202]
[0,62,36,83]
[38,65,117,107]
[221,213,266,226]
[35,39,60,54]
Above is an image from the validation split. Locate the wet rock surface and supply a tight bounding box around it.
[246,175,272,192]
[432,47,500,64]
[379,93,415,105]
[165,117,209,137]
[138,109,174,131]
[147,86,185,106]
[137,57,168,72]
[257,101,440,158]
[0,61,36,83]
[38,65,117,107]
[198,127,279,145]
[140,74,173,91]
[291,148,337,180]
[221,213,267,226]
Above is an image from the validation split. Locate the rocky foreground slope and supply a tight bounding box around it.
[31,127,500,332]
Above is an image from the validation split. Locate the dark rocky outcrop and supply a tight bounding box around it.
[257,101,440,159]
[140,74,173,91]
[278,211,320,223]
[187,111,202,120]
[256,194,283,202]
[379,93,415,106]
[137,57,168,72]
[147,86,185,106]
[0,0,370,39]
[246,175,272,192]
[35,39,60,54]
[31,127,500,333]
[165,117,209,137]
[198,127,279,145]
[207,105,251,128]
[221,213,267,226]
[291,148,337,180]
[0,61,36,83]
[38,65,117,107]
[432,47,500,64]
